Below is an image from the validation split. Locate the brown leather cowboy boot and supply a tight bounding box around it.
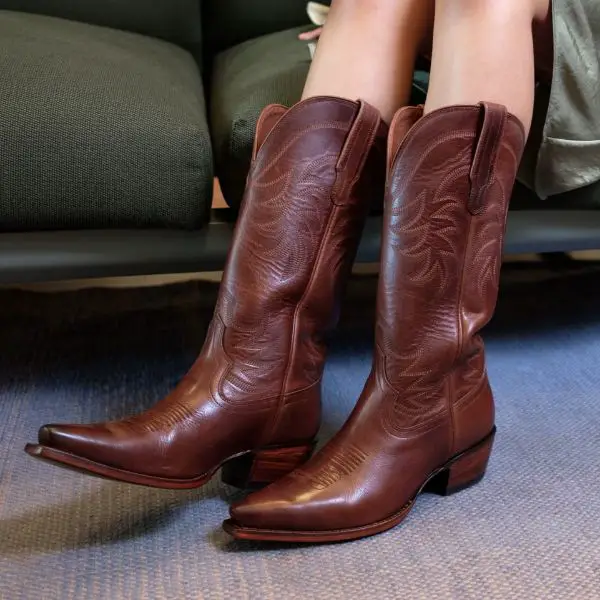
[25,97,387,489]
[224,102,526,542]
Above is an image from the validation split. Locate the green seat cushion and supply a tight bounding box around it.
[210,27,429,209]
[210,27,311,209]
[0,11,212,231]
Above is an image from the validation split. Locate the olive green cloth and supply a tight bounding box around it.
[530,0,600,198]
[0,11,213,231]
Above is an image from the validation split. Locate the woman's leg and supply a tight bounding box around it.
[425,0,552,132]
[302,0,435,123]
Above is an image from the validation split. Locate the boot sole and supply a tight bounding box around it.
[24,440,315,490]
[222,428,495,543]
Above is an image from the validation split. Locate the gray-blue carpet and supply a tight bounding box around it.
[1,268,599,600]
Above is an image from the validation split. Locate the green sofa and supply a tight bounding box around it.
[1,0,600,284]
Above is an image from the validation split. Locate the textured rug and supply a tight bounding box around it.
[1,267,600,600]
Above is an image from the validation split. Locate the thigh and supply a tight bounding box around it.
[418,0,554,85]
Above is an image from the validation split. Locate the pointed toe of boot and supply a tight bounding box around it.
[26,423,96,456]
[37,424,72,448]
[228,495,265,528]
[24,425,57,456]
[25,422,132,476]
[225,478,350,542]
[37,424,54,446]
[228,491,306,534]
[37,423,105,456]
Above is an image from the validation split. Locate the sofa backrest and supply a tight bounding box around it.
[202,0,310,56]
[0,0,203,52]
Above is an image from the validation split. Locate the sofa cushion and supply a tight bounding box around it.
[0,11,212,231]
[210,27,310,209]
[210,27,429,209]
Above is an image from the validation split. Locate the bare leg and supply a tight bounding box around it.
[425,0,552,133]
[302,0,435,123]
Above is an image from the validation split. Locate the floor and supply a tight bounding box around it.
[1,266,599,599]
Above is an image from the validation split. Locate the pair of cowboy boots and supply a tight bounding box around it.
[26,95,525,543]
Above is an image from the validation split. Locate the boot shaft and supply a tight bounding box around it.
[212,97,387,399]
[379,103,525,387]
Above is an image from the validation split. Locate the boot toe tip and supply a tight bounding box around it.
[229,491,313,532]
[24,426,66,456]
[38,425,56,446]
[24,442,44,457]
[229,499,258,526]
[229,496,279,530]
[36,423,100,456]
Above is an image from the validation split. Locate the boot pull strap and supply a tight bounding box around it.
[332,100,382,205]
[468,102,508,215]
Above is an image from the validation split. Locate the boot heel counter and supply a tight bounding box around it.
[452,370,495,455]
[221,442,315,489]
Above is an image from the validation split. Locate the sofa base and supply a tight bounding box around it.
[2,211,600,285]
